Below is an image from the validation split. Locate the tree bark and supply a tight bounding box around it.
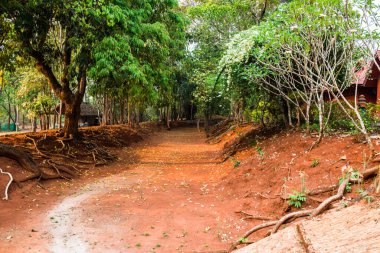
[127,101,133,127]
[305,105,311,134]
[32,45,86,139]
[63,100,81,139]
[0,143,37,173]
[53,112,57,129]
[296,109,301,129]
[59,100,63,129]
[32,118,37,132]
[102,95,108,125]
[120,98,125,124]
[166,106,171,130]
[287,100,293,127]
[204,110,209,132]
[40,115,45,130]
[7,102,11,131]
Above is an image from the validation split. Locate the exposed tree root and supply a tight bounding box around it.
[0,168,13,200]
[0,143,38,173]
[235,211,274,221]
[0,125,143,199]
[228,166,379,252]
[228,221,278,251]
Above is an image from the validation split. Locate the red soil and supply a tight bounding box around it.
[0,124,378,252]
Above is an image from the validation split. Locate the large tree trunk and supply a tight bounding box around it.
[40,115,45,130]
[33,45,87,140]
[63,100,81,139]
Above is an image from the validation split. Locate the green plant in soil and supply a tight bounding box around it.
[256,146,264,158]
[231,158,241,168]
[310,158,319,168]
[357,188,374,203]
[288,191,307,208]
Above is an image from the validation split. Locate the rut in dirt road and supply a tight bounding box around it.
[46,127,238,253]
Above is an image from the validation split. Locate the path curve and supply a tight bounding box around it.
[46,127,237,252]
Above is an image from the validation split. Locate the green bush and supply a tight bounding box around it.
[327,102,379,133]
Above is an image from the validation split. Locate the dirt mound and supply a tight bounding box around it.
[214,124,379,245]
[0,124,149,199]
[220,125,280,161]
[80,125,143,147]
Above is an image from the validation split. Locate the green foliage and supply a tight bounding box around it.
[239,237,248,243]
[185,0,278,121]
[339,171,357,193]
[357,188,374,203]
[231,158,241,168]
[216,0,374,137]
[310,159,320,168]
[256,146,264,158]
[288,191,307,209]
[328,103,379,133]
[0,0,187,133]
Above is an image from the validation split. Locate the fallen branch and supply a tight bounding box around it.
[0,168,13,200]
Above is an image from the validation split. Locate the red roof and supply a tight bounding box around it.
[353,50,380,85]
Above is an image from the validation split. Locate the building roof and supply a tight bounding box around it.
[353,50,380,85]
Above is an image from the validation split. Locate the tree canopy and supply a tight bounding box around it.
[0,0,379,151]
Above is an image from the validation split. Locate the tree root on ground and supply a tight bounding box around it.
[0,134,117,199]
[0,168,13,200]
[229,166,379,252]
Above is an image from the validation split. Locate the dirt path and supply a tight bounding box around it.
[2,127,248,252]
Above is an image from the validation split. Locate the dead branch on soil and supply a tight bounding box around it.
[229,166,380,252]
[0,168,13,200]
[235,211,274,221]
